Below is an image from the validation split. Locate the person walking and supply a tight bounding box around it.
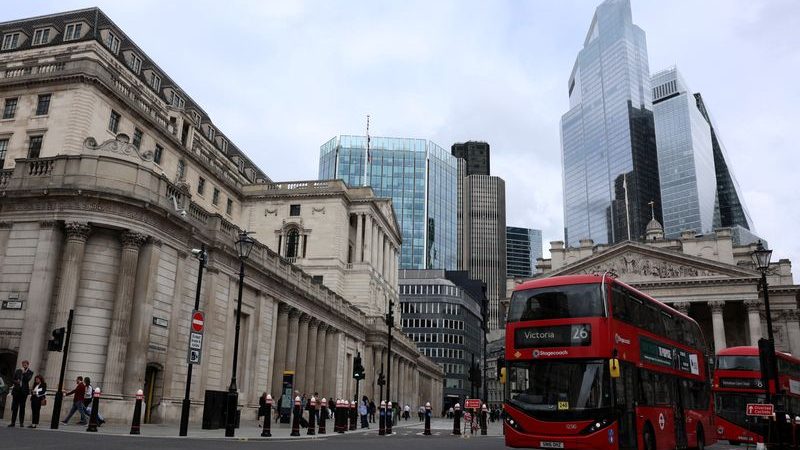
[8,360,33,427]
[368,399,376,423]
[403,404,410,421]
[258,392,267,426]
[82,377,104,425]
[28,375,46,428]
[359,396,369,428]
[61,376,88,425]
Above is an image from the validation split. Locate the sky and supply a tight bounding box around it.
[4,0,800,277]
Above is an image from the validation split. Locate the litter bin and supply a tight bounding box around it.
[202,390,227,429]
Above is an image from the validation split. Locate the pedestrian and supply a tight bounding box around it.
[28,375,46,428]
[8,360,33,427]
[82,377,104,425]
[61,376,88,425]
[418,405,424,421]
[403,404,410,421]
[359,396,369,428]
[368,399,376,423]
[258,392,267,427]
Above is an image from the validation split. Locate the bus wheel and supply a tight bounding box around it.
[643,423,656,450]
[695,425,705,450]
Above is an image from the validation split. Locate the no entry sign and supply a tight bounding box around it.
[191,311,205,332]
[746,403,774,417]
[187,310,205,365]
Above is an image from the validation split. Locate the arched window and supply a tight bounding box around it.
[285,229,300,258]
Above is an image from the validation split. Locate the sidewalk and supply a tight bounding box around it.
[40,417,503,439]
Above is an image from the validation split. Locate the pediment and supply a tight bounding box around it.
[550,242,758,283]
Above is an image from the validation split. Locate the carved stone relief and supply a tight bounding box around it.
[84,136,153,161]
[576,252,717,281]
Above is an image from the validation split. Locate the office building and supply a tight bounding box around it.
[319,136,458,270]
[451,141,490,176]
[560,0,661,246]
[506,227,543,278]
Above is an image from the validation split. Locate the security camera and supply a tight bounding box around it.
[191,248,203,256]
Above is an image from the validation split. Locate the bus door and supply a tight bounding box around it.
[673,378,688,449]
[615,362,638,449]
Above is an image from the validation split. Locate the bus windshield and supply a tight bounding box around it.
[508,283,605,322]
[508,360,612,419]
[715,392,768,429]
[717,355,760,371]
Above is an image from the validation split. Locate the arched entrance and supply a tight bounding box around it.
[143,364,163,423]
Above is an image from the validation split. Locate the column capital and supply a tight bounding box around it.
[671,302,690,314]
[708,300,725,314]
[148,237,163,247]
[288,307,302,319]
[744,299,762,312]
[783,310,800,321]
[0,222,11,230]
[278,302,291,315]
[121,230,148,249]
[64,221,91,242]
[308,317,320,328]
[299,313,312,324]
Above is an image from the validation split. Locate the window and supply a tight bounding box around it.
[2,98,17,119]
[105,31,120,54]
[212,188,220,205]
[64,23,82,41]
[290,204,301,216]
[129,54,142,74]
[206,127,214,140]
[285,229,300,258]
[0,138,8,168]
[108,110,121,133]
[132,128,143,149]
[28,135,43,158]
[153,144,163,164]
[149,72,161,92]
[176,159,186,179]
[32,28,50,45]
[2,33,20,50]
[170,92,185,108]
[35,94,51,116]
[197,177,206,195]
[226,199,233,215]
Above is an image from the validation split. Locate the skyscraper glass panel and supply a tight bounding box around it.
[506,227,543,278]
[560,0,661,246]
[319,135,458,269]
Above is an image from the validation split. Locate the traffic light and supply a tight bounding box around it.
[385,300,395,327]
[496,357,505,379]
[353,353,365,380]
[48,327,65,352]
[377,372,386,386]
[500,367,507,385]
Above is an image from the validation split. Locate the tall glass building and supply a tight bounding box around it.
[652,67,758,243]
[319,136,458,269]
[506,227,543,278]
[560,0,661,246]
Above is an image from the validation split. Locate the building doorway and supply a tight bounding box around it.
[143,364,162,423]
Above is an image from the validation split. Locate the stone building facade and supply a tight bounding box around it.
[0,8,441,423]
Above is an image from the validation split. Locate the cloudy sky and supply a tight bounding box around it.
[6,0,800,276]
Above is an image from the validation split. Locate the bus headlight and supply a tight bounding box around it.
[505,416,524,432]
[581,417,612,434]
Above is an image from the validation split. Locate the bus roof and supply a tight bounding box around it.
[717,345,797,362]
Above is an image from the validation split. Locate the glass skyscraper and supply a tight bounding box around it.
[506,227,543,278]
[319,135,458,269]
[560,0,661,246]
[652,67,758,243]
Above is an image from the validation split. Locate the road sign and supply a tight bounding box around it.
[465,398,481,409]
[746,403,775,417]
[189,332,203,349]
[191,311,205,332]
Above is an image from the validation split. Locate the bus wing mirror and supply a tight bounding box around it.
[609,358,620,378]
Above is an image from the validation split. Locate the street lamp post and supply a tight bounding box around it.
[385,299,394,407]
[225,231,255,437]
[180,244,207,436]
[751,240,785,448]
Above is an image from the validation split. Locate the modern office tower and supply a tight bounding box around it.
[319,136,458,270]
[451,141,490,176]
[652,67,758,243]
[506,226,543,278]
[461,175,506,330]
[560,0,661,246]
[399,270,485,410]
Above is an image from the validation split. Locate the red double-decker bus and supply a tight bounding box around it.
[503,274,716,449]
[713,346,800,445]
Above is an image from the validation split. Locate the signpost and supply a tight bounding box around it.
[746,403,775,417]
[465,398,482,410]
[188,310,204,365]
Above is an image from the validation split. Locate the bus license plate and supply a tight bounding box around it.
[540,441,564,448]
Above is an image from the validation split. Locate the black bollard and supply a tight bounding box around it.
[452,403,461,436]
[424,402,431,435]
[318,398,327,434]
[290,396,301,437]
[260,394,273,437]
[349,400,357,431]
[335,399,345,433]
[386,402,393,435]
[378,401,386,435]
[480,404,487,436]
[87,388,101,432]
[307,397,316,435]
[130,389,143,435]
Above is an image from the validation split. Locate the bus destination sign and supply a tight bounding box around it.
[720,378,764,389]
[515,324,591,349]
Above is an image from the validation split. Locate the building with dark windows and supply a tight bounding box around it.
[319,136,458,270]
[506,226,543,278]
[560,0,661,247]
[451,141,490,176]
[651,67,759,244]
[399,270,485,412]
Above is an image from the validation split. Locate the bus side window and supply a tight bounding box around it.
[692,323,706,354]
[639,370,656,406]
[611,287,629,322]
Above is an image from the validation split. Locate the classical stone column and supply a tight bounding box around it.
[784,311,800,357]
[313,324,327,395]
[377,233,384,274]
[305,318,320,393]
[295,314,311,393]
[162,251,188,399]
[744,299,764,345]
[103,230,148,397]
[19,221,62,372]
[363,215,373,264]
[363,345,374,401]
[45,222,91,381]
[383,239,389,280]
[285,308,301,386]
[271,303,290,397]
[355,214,364,263]
[123,238,162,397]
[708,301,727,352]
[324,330,338,397]
[672,301,690,316]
